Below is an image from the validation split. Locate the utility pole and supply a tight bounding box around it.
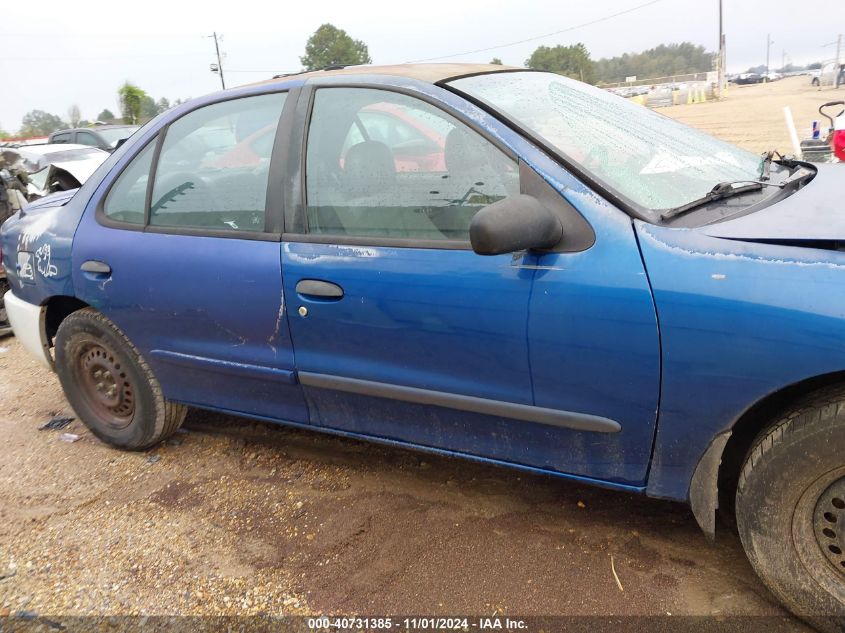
[837,34,842,89]
[210,31,226,90]
[717,0,726,98]
[765,33,773,80]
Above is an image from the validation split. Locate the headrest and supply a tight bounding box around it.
[343,141,396,198]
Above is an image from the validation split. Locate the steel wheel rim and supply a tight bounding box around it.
[814,477,845,579]
[76,341,134,429]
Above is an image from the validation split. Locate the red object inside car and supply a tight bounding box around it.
[833,130,845,162]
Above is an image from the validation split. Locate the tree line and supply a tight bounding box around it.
[1,82,185,140]
[521,41,716,84]
[4,22,830,140]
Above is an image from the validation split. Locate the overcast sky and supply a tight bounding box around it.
[1,0,843,132]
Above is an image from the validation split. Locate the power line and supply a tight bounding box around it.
[406,0,665,63]
[0,53,207,62]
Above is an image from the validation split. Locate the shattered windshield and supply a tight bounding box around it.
[448,71,763,216]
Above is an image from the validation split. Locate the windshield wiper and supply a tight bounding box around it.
[761,150,775,180]
[660,180,784,222]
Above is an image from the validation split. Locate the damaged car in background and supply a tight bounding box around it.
[10,144,109,200]
[2,64,845,632]
[0,143,108,336]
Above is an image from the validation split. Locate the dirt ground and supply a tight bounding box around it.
[0,79,834,629]
[0,337,811,629]
[662,75,843,153]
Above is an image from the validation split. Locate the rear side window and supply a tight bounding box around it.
[51,133,70,143]
[304,88,518,241]
[102,141,156,225]
[148,93,286,232]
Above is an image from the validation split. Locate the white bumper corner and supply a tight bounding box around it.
[3,291,53,370]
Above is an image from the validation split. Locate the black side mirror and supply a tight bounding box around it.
[114,138,127,150]
[470,194,562,255]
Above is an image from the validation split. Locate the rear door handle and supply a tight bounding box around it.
[80,260,111,275]
[295,279,344,299]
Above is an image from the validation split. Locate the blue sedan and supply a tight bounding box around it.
[1,64,843,629]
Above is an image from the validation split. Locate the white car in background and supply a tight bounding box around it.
[11,144,108,199]
[0,143,108,337]
[811,62,842,87]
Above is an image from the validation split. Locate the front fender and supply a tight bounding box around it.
[638,222,845,502]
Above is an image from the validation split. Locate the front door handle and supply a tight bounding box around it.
[80,260,111,275]
[295,279,344,299]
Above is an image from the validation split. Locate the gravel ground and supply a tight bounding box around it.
[0,337,811,629]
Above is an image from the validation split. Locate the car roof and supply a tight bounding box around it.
[255,63,519,87]
[52,125,138,135]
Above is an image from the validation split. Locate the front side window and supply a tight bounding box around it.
[449,71,763,215]
[148,93,287,231]
[98,127,138,148]
[76,131,100,147]
[305,88,518,241]
[51,133,70,144]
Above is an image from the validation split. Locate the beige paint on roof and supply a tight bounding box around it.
[254,63,520,86]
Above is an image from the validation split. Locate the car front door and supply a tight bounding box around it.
[280,85,629,477]
[282,86,540,454]
[72,91,307,422]
[281,84,661,486]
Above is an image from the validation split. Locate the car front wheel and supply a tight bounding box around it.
[737,386,845,633]
[54,308,186,450]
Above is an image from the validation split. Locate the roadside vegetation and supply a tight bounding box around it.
[0,24,829,141]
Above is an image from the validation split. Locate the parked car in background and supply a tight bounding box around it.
[811,62,841,87]
[11,144,109,199]
[49,125,139,152]
[0,143,107,336]
[733,72,763,85]
[2,63,845,632]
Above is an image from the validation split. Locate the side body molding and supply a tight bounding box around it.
[298,372,622,433]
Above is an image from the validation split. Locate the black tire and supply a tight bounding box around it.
[737,386,845,633]
[0,275,11,338]
[813,78,821,87]
[54,308,186,450]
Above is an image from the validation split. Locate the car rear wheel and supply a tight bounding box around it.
[54,308,186,450]
[736,386,845,633]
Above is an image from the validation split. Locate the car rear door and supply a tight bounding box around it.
[72,90,307,422]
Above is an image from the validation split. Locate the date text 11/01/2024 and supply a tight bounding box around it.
[307,617,528,630]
